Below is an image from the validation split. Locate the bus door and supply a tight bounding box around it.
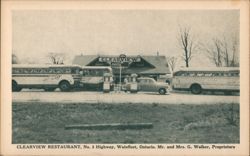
[172,72,182,88]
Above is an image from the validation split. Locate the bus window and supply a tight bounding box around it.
[173,71,181,76]
[197,72,204,77]
[233,72,239,77]
[48,69,53,74]
[40,69,46,74]
[229,72,239,77]
[71,68,76,74]
[189,72,195,76]
[82,69,90,76]
[13,69,19,74]
[94,70,99,76]
[36,69,40,73]
[213,72,220,76]
[204,72,212,77]
[24,69,29,74]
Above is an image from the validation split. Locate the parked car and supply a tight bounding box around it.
[123,77,170,95]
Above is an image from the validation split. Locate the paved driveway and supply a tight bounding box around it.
[12,90,239,105]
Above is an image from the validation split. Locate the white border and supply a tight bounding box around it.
[1,1,249,155]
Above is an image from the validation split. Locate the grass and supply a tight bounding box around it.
[12,102,239,144]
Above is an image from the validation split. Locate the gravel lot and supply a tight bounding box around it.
[12,90,239,104]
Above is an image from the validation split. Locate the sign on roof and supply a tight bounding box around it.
[98,54,141,63]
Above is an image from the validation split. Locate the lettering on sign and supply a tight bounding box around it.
[98,54,141,63]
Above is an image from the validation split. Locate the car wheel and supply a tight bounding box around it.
[59,81,71,92]
[12,81,22,92]
[190,84,202,94]
[159,88,166,95]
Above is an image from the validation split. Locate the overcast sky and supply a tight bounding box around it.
[12,10,239,67]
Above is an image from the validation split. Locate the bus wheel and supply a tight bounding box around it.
[59,81,71,92]
[190,84,202,94]
[12,81,22,92]
[159,88,166,95]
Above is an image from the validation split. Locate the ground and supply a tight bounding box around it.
[12,96,239,143]
[13,90,239,104]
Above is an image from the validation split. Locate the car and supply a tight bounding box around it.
[123,77,170,95]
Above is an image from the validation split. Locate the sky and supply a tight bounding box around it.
[12,10,239,67]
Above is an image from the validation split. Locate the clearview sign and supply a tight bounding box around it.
[98,54,141,63]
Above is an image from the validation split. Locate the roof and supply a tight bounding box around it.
[72,55,171,74]
[72,55,99,66]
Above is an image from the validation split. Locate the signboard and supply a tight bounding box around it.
[98,54,141,63]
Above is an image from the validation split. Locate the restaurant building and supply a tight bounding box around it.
[72,54,171,83]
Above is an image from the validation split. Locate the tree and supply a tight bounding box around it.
[177,26,198,67]
[203,38,224,67]
[167,57,178,72]
[202,35,239,67]
[47,53,65,64]
[229,36,239,67]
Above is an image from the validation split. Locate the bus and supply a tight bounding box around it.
[12,64,82,92]
[79,66,113,90]
[172,67,239,94]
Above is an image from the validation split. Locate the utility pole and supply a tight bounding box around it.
[119,63,122,92]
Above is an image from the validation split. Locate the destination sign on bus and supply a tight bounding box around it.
[98,54,141,63]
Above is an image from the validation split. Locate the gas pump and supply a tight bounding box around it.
[103,73,112,93]
[130,73,138,93]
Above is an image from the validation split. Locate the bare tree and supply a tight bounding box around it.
[167,57,178,72]
[208,38,224,67]
[229,36,239,67]
[202,35,239,67]
[177,26,198,67]
[222,36,230,67]
[47,53,65,64]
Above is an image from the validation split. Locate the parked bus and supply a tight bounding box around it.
[172,67,239,94]
[12,64,82,92]
[79,66,113,90]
